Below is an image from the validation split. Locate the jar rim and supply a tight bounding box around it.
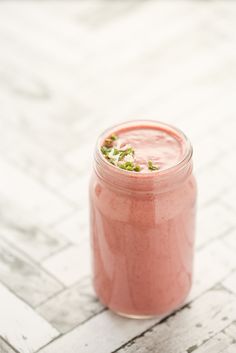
[94,119,193,182]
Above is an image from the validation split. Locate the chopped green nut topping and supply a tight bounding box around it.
[111,134,118,141]
[148,160,159,171]
[101,146,111,155]
[118,161,141,172]
[113,148,119,155]
[119,147,134,161]
[118,161,133,169]
[104,138,113,147]
[104,134,118,147]
[100,133,144,172]
[134,165,141,172]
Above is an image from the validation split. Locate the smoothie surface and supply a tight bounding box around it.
[101,124,185,173]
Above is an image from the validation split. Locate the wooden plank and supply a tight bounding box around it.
[196,162,233,207]
[222,187,236,213]
[3,136,79,190]
[0,338,17,353]
[42,241,91,287]
[0,283,58,353]
[222,271,236,295]
[223,229,236,251]
[189,239,236,301]
[0,0,225,125]
[63,141,94,177]
[0,200,67,261]
[0,159,72,226]
[190,332,233,353]
[38,309,157,353]
[227,345,236,353]
[0,239,63,307]
[39,289,236,353]
[51,208,89,245]
[224,322,236,341]
[37,276,103,333]
[117,289,236,353]
[194,133,227,173]
[179,91,236,146]
[38,237,236,353]
[0,2,235,353]
[196,202,235,248]
[59,174,90,207]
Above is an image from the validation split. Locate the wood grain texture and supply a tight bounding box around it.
[117,289,236,353]
[0,338,17,353]
[0,1,236,352]
[42,241,91,287]
[0,283,58,353]
[37,276,104,334]
[0,238,63,307]
[189,332,234,353]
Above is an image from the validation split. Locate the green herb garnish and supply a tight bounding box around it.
[148,160,159,171]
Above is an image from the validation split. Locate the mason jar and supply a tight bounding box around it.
[89,120,197,318]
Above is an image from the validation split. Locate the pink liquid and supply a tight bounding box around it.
[90,121,197,317]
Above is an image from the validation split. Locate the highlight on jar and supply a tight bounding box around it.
[89,120,197,319]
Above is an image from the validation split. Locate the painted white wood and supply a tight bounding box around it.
[224,322,236,341]
[191,332,233,353]
[0,238,63,307]
[222,187,236,215]
[38,237,236,353]
[189,239,236,300]
[223,230,236,253]
[223,271,236,295]
[39,289,236,353]
[51,208,89,245]
[59,174,90,207]
[0,1,236,352]
[0,338,16,353]
[196,202,235,248]
[197,162,234,207]
[227,345,236,353]
[0,210,67,262]
[117,289,236,353]
[194,133,226,172]
[0,159,72,226]
[4,136,79,190]
[38,309,158,353]
[0,283,58,353]
[37,276,103,333]
[42,241,91,287]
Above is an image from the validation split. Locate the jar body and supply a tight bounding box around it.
[89,168,197,317]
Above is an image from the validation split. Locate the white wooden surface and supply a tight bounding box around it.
[0,1,236,352]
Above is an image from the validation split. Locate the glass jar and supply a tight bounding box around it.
[89,120,197,318]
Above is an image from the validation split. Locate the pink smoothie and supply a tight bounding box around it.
[90,121,197,317]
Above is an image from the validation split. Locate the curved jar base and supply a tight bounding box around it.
[108,293,190,320]
[114,312,161,320]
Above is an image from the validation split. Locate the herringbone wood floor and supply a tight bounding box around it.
[1,1,236,352]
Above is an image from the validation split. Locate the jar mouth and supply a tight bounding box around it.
[95,119,193,180]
